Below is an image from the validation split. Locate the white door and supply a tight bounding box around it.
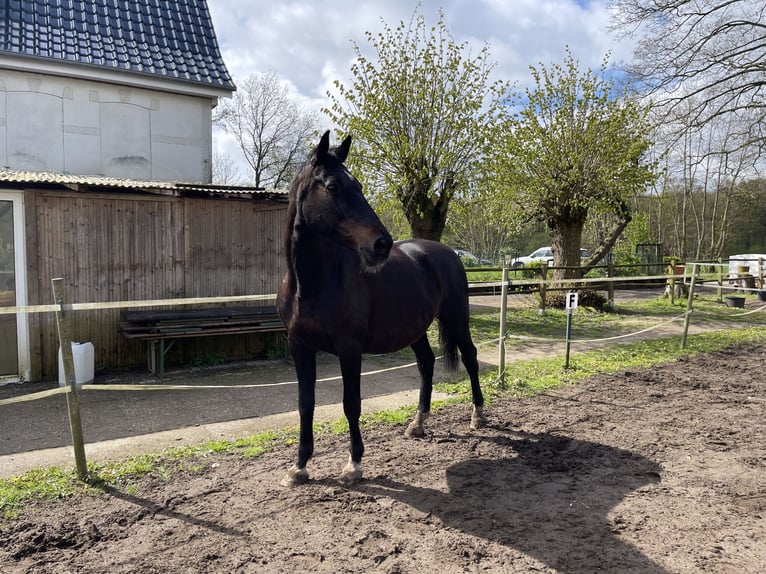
[0,192,29,382]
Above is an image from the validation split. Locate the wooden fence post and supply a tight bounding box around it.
[716,257,723,303]
[52,278,89,481]
[681,264,698,350]
[667,258,677,305]
[607,259,615,308]
[497,267,509,386]
[538,263,548,314]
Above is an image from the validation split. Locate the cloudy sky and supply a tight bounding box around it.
[206,0,636,181]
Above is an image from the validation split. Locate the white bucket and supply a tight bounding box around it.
[58,342,95,387]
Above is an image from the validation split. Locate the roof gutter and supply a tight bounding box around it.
[0,53,236,100]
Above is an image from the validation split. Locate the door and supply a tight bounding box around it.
[0,193,28,381]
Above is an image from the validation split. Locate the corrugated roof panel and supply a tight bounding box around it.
[0,170,288,201]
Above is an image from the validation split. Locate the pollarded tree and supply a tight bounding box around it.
[325,9,506,241]
[493,50,657,280]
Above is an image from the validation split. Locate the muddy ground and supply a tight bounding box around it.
[1,344,765,573]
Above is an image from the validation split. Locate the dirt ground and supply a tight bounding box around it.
[1,343,765,573]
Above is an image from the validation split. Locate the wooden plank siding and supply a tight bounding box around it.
[24,190,287,380]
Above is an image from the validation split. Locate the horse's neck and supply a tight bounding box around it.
[289,230,348,298]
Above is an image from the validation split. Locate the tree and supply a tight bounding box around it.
[610,0,766,158]
[325,9,506,241]
[492,50,657,280]
[649,106,759,260]
[445,189,523,265]
[211,149,242,185]
[214,72,322,189]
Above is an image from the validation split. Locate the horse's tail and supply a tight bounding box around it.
[438,321,460,371]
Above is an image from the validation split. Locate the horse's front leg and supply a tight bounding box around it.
[280,342,317,487]
[338,348,364,485]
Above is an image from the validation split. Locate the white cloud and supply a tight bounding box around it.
[207,0,634,181]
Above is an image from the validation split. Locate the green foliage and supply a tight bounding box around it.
[189,352,226,367]
[459,255,482,268]
[324,8,507,240]
[520,259,547,279]
[491,48,657,274]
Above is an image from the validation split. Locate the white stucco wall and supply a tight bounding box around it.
[0,69,214,182]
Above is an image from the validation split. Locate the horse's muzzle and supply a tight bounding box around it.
[360,232,392,271]
[374,235,393,261]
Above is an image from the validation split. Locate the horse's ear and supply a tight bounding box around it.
[336,135,352,164]
[314,130,331,164]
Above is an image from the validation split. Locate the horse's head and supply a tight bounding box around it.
[289,131,393,271]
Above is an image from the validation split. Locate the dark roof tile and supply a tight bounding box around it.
[0,0,234,91]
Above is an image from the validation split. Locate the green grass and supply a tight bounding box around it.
[2,294,765,520]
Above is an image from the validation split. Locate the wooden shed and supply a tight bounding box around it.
[0,172,288,382]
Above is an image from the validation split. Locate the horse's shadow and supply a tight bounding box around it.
[356,428,669,573]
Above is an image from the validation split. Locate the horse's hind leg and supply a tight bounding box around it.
[405,334,435,438]
[457,333,487,429]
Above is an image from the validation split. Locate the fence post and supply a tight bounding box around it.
[51,278,89,481]
[716,257,723,303]
[667,258,678,305]
[497,267,509,386]
[681,264,698,350]
[607,259,615,308]
[759,257,764,289]
[538,263,548,314]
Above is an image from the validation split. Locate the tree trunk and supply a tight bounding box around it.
[402,185,451,241]
[550,220,585,281]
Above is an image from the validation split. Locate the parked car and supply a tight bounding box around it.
[510,247,589,267]
[454,249,493,266]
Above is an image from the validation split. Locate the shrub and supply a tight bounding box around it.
[546,289,608,311]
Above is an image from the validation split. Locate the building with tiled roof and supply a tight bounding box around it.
[0,2,291,384]
[0,0,235,95]
[0,0,235,181]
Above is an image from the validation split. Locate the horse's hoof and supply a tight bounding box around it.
[339,460,363,486]
[280,465,309,487]
[470,406,488,430]
[404,421,425,438]
[404,410,428,438]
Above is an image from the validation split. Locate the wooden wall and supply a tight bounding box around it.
[24,189,287,380]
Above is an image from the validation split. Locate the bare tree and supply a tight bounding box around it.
[211,150,242,185]
[610,0,766,157]
[648,104,758,259]
[214,72,322,189]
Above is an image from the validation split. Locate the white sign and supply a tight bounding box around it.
[566,291,579,312]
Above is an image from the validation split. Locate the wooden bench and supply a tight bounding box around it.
[119,305,285,375]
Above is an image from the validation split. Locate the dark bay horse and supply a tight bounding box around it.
[277,131,486,487]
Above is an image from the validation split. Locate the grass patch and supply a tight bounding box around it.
[436,326,766,400]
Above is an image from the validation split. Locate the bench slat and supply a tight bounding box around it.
[119,305,284,342]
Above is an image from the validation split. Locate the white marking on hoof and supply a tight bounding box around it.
[470,405,487,430]
[280,465,309,487]
[404,410,429,438]
[339,457,363,485]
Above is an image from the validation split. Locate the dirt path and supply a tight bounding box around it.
[2,344,764,573]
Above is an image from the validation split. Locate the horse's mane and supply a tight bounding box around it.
[283,138,348,266]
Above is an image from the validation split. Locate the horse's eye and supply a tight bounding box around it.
[326,182,340,194]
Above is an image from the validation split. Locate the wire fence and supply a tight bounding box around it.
[1,264,765,480]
